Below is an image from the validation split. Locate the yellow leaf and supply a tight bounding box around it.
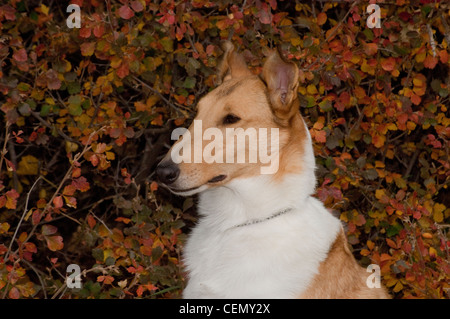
[65,141,79,153]
[290,37,301,46]
[429,247,437,258]
[16,155,39,175]
[433,203,445,223]
[24,209,33,222]
[146,95,160,108]
[306,84,318,95]
[386,123,397,131]
[40,4,49,15]
[298,86,306,95]
[393,281,403,293]
[375,189,385,200]
[385,278,397,288]
[106,151,115,160]
[415,51,426,63]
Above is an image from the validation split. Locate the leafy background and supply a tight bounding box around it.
[0,0,449,299]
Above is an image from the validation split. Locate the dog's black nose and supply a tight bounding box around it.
[156,160,180,185]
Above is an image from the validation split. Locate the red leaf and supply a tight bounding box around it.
[24,242,37,253]
[53,196,63,209]
[0,196,6,209]
[46,70,61,90]
[64,196,77,208]
[72,177,90,192]
[79,27,91,38]
[136,285,144,297]
[87,214,96,229]
[89,154,99,167]
[93,25,105,38]
[80,42,96,56]
[13,48,27,62]
[130,1,144,12]
[8,287,20,299]
[118,5,134,19]
[0,5,16,21]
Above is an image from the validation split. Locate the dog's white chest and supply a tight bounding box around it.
[183,196,341,299]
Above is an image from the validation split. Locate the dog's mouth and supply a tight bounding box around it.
[163,175,228,196]
[207,175,227,184]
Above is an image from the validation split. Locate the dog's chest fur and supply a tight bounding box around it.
[182,175,341,298]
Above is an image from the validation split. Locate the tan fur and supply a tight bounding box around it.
[300,229,390,299]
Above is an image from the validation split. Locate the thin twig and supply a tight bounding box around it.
[5,176,42,262]
[0,122,10,173]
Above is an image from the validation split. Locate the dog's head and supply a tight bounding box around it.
[156,42,309,196]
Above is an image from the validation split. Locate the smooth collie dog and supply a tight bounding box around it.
[156,42,389,299]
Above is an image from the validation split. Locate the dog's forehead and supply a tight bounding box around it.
[196,77,266,114]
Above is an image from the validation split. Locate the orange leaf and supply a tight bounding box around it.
[439,50,448,63]
[116,62,129,79]
[380,253,392,261]
[381,57,395,71]
[63,184,76,196]
[410,93,421,106]
[386,238,397,249]
[45,235,64,251]
[150,181,158,192]
[5,189,19,209]
[423,55,438,69]
[363,43,378,56]
[317,12,327,26]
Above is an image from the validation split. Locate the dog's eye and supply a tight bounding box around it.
[222,114,241,125]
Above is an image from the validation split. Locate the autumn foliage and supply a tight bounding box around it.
[0,0,449,299]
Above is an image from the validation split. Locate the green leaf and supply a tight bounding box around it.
[67,82,81,94]
[92,248,104,262]
[183,76,196,89]
[40,104,52,116]
[318,100,332,112]
[68,95,83,116]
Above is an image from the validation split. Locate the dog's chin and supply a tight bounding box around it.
[168,184,209,197]
[165,174,228,197]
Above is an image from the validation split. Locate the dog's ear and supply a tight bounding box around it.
[216,41,252,85]
[262,49,299,121]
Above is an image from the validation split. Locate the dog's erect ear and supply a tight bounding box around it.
[262,49,299,121]
[216,41,252,85]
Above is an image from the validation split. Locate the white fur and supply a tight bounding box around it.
[182,128,342,298]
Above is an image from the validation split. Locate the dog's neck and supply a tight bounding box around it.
[197,129,317,233]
